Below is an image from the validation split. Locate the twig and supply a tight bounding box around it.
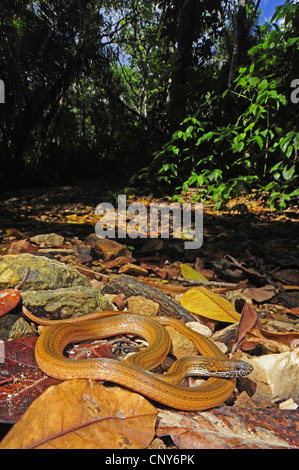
[15,268,30,290]
[72,265,110,278]
[173,277,240,288]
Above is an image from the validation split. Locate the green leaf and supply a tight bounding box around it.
[282,165,295,181]
[254,135,263,150]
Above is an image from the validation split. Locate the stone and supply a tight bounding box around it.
[30,233,65,246]
[21,286,112,319]
[84,234,130,260]
[0,254,90,290]
[126,295,159,317]
[0,254,113,340]
[165,326,198,359]
[237,350,299,404]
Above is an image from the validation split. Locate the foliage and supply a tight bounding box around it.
[139,1,299,210]
[0,0,298,210]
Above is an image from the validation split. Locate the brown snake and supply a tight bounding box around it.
[22,306,253,411]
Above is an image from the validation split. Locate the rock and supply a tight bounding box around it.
[21,286,112,319]
[279,398,298,410]
[165,326,198,359]
[126,295,160,317]
[185,321,212,337]
[0,254,90,290]
[84,234,130,260]
[30,233,65,246]
[237,350,299,405]
[0,254,113,340]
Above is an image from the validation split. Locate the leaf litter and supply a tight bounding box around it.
[0,186,298,449]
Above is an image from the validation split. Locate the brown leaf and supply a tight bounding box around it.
[0,380,158,449]
[272,269,299,285]
[246,328,299,353]
[4,239,39,254]
[0,337,59,422]
[104,256,137,269]
[232,302,263,352]
[0,289,21,317]
[194,257,215,280]
[5,228,26,239]
[0,333,117,423]
[118,263,148,276]
[224,254,266,284]
[243,285,277,303]
[68,342,114,360]
[156,407,299,449]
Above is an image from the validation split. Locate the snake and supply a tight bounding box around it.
[22,306,253,411]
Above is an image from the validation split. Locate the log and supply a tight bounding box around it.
[102,274,198,323]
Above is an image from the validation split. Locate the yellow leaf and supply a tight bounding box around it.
[180,287,240,323]
[180,263,209,282]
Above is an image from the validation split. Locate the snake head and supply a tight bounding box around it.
[198,358,254,378]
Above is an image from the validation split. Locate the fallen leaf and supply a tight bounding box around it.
[0,289,21,317]
[290,307,299,316]
[194,258,214,279]
[272,269,299,285]
[0,337,60,422]
[156,407,299,449]
[232,302,263,352]
[4,239,39,254]
[224,255,266,284]
[5,228,26,239]
[104,256,136,269]
[0,380,158,449]
[246,328,299,353]
[180,287,241,323]
[118,263,148,276]
[180,263,209,282]
[243,285,276,303]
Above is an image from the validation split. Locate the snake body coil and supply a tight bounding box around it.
[23,307,253,411]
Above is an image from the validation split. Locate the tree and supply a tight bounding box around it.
[0,0,108,176]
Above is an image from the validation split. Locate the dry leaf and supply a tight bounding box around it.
[272,269,299,285]
[4,239,39,254]
[0,337,60,422]
[0,379,157,449]
[246,328,299,353]
[156,407,299,449]
[232,302,263,352]
[194,257,215,279]
[0,289,21,317]
[5,228,26,239]
[243,285,276,303]
[180,264,209,282]
[180,287,240,323]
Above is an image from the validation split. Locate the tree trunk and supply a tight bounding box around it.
[228,0,248,89]
[166,0,199,130]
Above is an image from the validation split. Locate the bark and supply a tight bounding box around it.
[228,0,248,89]
[102,274,198,322]
[166,0,199,129]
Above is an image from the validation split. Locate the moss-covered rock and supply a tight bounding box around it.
[0,254,113,340]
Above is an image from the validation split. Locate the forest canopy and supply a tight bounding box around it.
[0,0,298,209]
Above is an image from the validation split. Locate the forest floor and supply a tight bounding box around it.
[0,182,298,449]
